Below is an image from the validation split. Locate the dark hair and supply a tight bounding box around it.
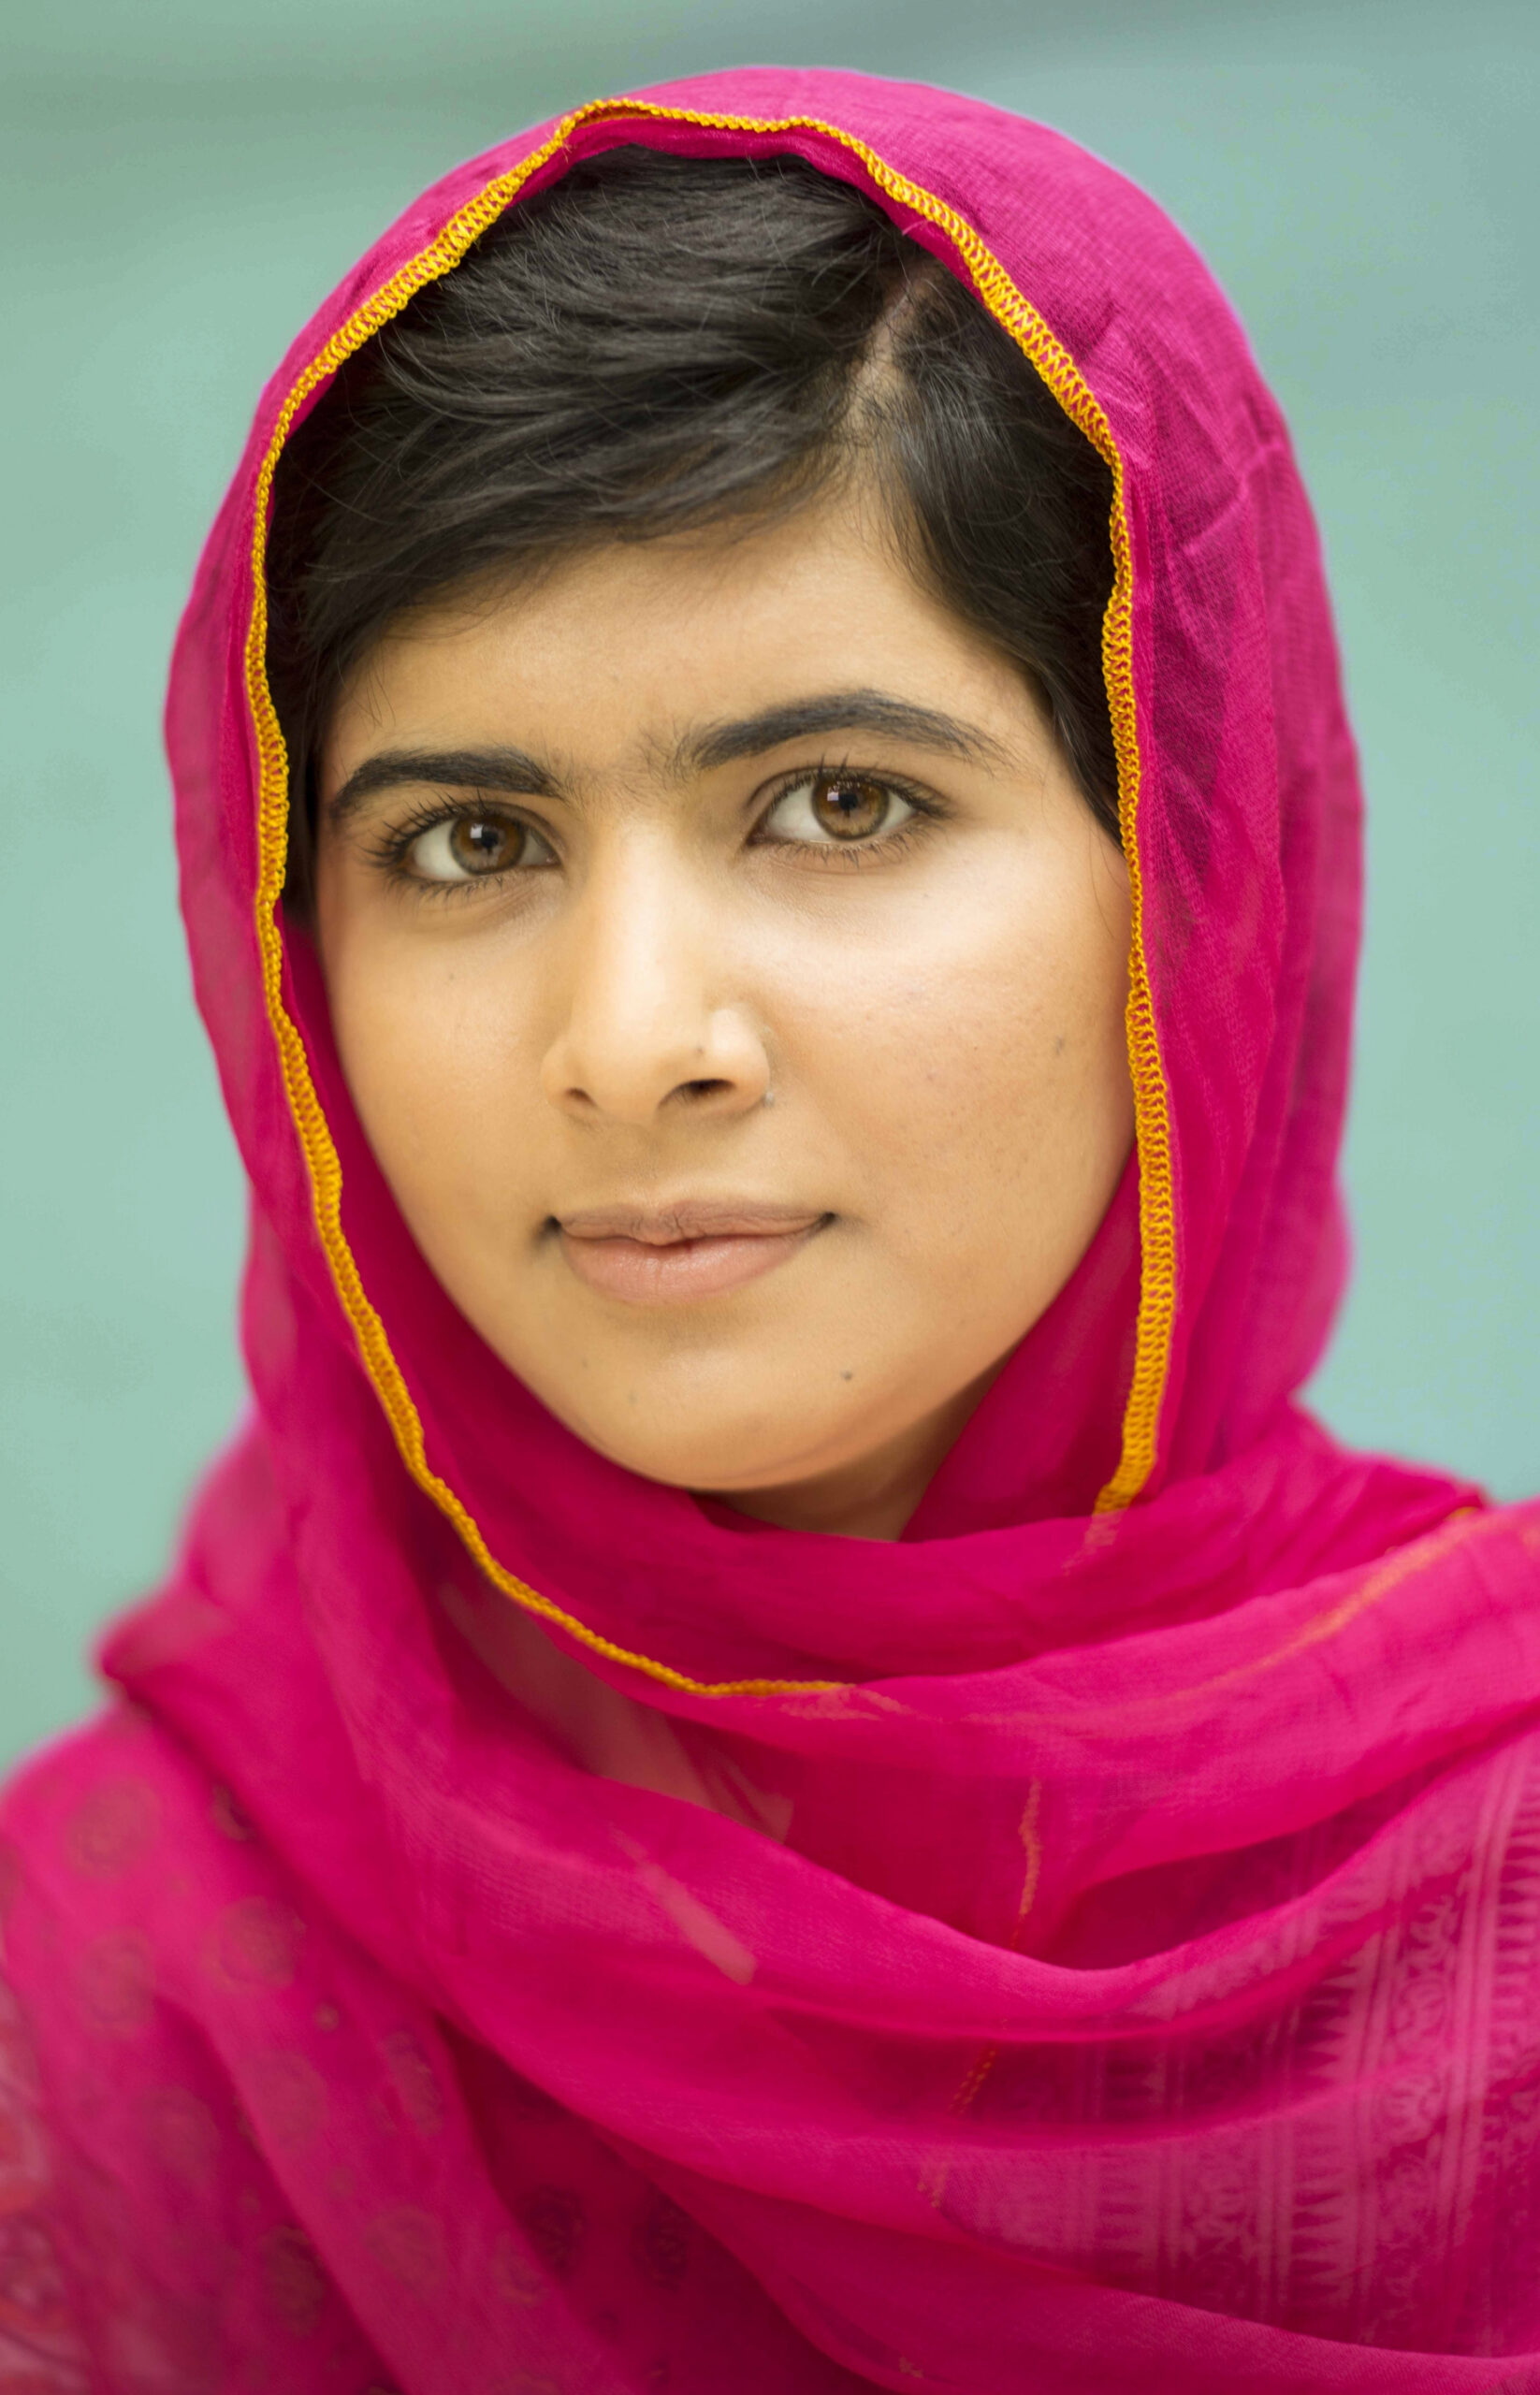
[267,147,1118,892]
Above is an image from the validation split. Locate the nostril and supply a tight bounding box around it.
[677,1077,734,1103]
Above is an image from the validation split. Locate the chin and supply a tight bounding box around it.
[594,1427,798,1494]
[551,1391,843,1498]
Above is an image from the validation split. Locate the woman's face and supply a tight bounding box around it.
[315,487,1133,1537]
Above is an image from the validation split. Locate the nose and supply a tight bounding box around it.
[539,847,770,1128]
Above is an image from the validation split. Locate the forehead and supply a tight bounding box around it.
[326,493,1049,776]
[322,491,1040,781]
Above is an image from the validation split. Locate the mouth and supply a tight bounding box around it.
[554,1200,832,1307]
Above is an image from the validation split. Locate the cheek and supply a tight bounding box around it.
[783,860,1131,1263]
[326,930,543,1221]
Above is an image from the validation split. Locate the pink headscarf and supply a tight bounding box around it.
[5,65,1540,2393]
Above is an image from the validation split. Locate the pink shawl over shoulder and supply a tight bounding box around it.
[5,65,1540,2394]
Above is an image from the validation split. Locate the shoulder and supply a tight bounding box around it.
[1,1699,225,1933]
[0,1977,91,2389]
[0,1706,365,2377]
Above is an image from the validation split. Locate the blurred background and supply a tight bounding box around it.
[2,0,1536,1765]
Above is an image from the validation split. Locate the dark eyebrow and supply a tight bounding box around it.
[680,689,1011,775]
[326,691,1007,825]
[326,746,559,824]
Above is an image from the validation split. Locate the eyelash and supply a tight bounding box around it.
[364,763,949,897]
[753,763,947,868]
[363,800,542,894]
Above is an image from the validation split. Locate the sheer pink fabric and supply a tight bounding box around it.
[5,65,1540,2392]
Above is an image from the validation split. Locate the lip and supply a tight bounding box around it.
[556,1200,829,1307]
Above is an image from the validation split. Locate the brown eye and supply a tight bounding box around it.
[406,810,554,883]
[809,775,890,838]
[760,772,916,849]
[447,815,522,873]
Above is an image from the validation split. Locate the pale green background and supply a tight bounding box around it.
[2,0,1536,1765]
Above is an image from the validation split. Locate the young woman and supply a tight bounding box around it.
[3,63,1537,2394]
